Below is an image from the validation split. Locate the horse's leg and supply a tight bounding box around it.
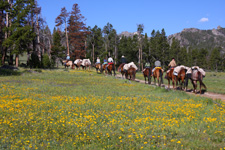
[199,81,202,94]
[168,79,170,89]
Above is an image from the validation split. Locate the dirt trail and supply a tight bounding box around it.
[116,74,225,102]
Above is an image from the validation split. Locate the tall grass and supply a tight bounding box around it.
[0,69,224,149]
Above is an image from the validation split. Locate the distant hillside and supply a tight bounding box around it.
[119,26,225,52]
[168,26,225,52]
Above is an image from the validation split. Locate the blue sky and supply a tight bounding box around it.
[38,0,225,36]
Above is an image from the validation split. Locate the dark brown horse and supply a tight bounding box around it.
[152,68,163,86]
[125,66,136,80]
[107,63,116,76]
[175,68,186,90]
[165,68,176,89]
[190,69,207,94]
[118,63,126,79]
[143,68,152,84]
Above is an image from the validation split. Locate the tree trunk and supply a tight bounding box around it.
[92,43,95,63]
[138,47,141,70]
[114,36,117,65]
[36,12,41,61]
[15,54,19,67]
[65,20,69,56]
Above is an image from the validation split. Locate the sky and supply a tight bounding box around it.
[38,0,225,36]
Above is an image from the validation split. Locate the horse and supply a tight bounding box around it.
[101,64,108,75]
[74,59,82,70]
[118,63,126,79]
[125,66,136,80]
[62,60,73,69]
[175,68,186,90]
[81,59,91,70]
[143,68,152,84]
[189,69,207,94]
[94,63,102,73]
[165,68,176,89]
[107,63,116,76]
[152,68,163,86]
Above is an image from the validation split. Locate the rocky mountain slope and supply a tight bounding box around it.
[167,26,225,52]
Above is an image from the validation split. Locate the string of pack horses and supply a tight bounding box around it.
[62,56,207,94]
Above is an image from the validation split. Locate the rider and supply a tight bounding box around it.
[65,54,70,65]
[120,55,126,64]
[96,57,100,64]
[152,60,161,76]
[168,58,176,70]
[143,60,151,72]
[119,55,126,72]
[106,56,114,70]
[165,58,176,78]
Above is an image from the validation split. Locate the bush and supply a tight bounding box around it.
[42,54,52,69]
[30,52,40,68]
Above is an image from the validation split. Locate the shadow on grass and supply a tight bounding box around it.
[0,66,21,76]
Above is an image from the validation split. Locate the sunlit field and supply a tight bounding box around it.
[136,71,225,94]
[0,69,224,149]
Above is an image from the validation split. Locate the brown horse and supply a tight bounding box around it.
[165,68,176,89]
[101,64,108,75]
[143,68,152,84]
[190,69,207,94]
[95,63,102,73]
[107,63,116,76]
[118,63,126,79]
[175,68,186,90]
[125,66,136,80]
[152,68,164,86]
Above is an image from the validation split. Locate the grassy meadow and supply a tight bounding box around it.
[0,68,225,149]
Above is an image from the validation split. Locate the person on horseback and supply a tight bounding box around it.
[168,58,176,68]
[65,54,70,65]
[120,55,126,64]
[119,55,126,72]
[152,60,161,75]
[103,57,107,64]
[143,60,150,72]
[106,56,114,71]
[96,57,100,64]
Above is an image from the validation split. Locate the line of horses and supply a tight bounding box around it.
[143,66,207,94]
[61,58,206,94]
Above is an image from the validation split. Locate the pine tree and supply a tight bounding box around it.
[55,7,69,56]
[137,24,144,70]
[210,47,221,71]
[51,28,65,67]
[87,25,104,62]
[103,22,113,57]
[68,3,88,59]
[3,0,36,67]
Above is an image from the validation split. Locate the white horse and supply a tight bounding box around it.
[81,59,91,70]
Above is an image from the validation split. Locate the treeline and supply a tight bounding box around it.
[0,2,224,71]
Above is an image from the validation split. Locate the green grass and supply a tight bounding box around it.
[0,69,224,149]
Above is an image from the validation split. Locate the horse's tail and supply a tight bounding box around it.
[133,69,136,80]
[198,72,207,89]
[160,69,163,84]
